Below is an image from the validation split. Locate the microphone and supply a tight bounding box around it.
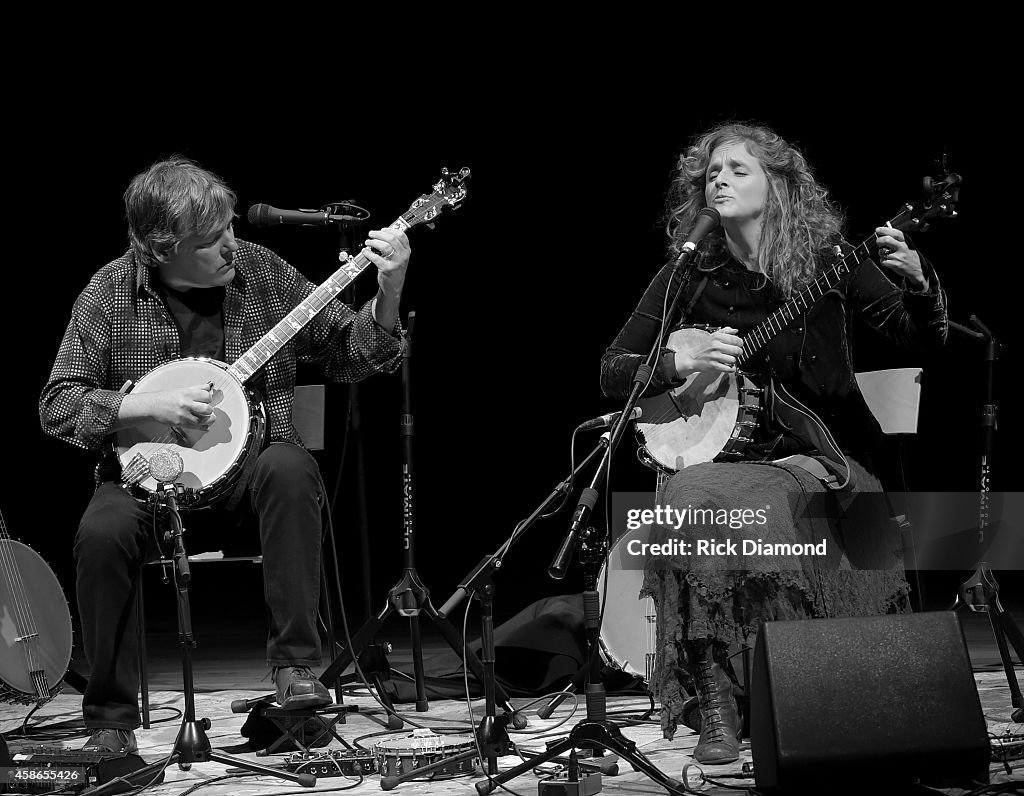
[577,407,642,431]
[149,449,184,483]
[672,206,721,268]
[548,487,599,580]
[246,203,361,227]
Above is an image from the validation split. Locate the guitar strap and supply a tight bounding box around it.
[770,454,838,488]
[766,379,853,492]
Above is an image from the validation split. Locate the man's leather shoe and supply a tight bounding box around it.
[82,728,137,754]
[273,666,331,710]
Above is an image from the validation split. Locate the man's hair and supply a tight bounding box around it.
[664,121,845,298]
[125,156,237,268]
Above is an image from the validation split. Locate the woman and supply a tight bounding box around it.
[600,122,947,764]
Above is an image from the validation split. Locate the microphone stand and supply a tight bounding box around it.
[316,312,525,730]
[478,252,706,796]
[86,481,315,794]
[334,209,374,625]
[549,243,702,581]
[948,315,1024,723]
[547,204,718,582]
[472,441,684,795]
[319,210,392,718]
[377,433,613,792]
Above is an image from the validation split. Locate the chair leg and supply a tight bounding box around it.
[138,576,150,730]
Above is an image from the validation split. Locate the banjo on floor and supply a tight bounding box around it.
[635,173,960,479]
[0,508,73,707]
[114,168,471,508]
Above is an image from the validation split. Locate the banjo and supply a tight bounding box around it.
[0,508,73,707]
[635,173,961,477]
[114,168,471,508]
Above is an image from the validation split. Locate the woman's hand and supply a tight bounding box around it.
[875,226,928,292]
[673,327,744,377]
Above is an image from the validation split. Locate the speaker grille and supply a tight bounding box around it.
[751,611,989,791]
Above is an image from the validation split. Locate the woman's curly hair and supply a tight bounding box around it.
[665,122,845,297]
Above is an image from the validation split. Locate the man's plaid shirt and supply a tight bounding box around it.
[39,239,404,476]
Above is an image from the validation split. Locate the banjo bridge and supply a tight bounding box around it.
[170,425,192,446]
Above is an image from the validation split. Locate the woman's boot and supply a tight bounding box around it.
[689,643,742,764]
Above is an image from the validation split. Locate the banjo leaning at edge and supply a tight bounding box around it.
[113,168,470,508]
[635,172,960,479]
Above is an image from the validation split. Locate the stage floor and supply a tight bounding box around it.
[2,610,1021,795]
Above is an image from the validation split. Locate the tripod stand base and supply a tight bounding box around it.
[321,578,525,729]
[953,564,1024,719]
[474,719,684,796]
[81,724,316,794]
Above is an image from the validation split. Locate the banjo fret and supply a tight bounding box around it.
[230,252,370,384]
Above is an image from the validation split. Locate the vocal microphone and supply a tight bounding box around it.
[577,407,642,431]
[671,206,722,268]
[246,203,362,227]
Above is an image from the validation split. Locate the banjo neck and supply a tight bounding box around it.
[736,234,873,367]
[226,220,410,385]
[735,196,948,367]
[223,166,471,386]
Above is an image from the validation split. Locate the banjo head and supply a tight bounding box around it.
[0,541,73,704]
[636,327,743,471]
[114,358,258,505]
[597,523,657,685]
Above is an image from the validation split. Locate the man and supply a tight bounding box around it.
[39,156,410,753]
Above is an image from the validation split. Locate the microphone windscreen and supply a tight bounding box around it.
[149,449,184,483]
[682,206,722,248]
[246,203,269,227]
[694,206,721,231]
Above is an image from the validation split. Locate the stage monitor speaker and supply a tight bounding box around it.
[751,611,989,793]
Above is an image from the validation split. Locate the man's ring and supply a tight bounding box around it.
[384,247,395,259]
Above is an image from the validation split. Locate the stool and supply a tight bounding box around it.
[258,704,359,756]
[137,554,263,729]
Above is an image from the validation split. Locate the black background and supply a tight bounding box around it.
[4,65,1019,645]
